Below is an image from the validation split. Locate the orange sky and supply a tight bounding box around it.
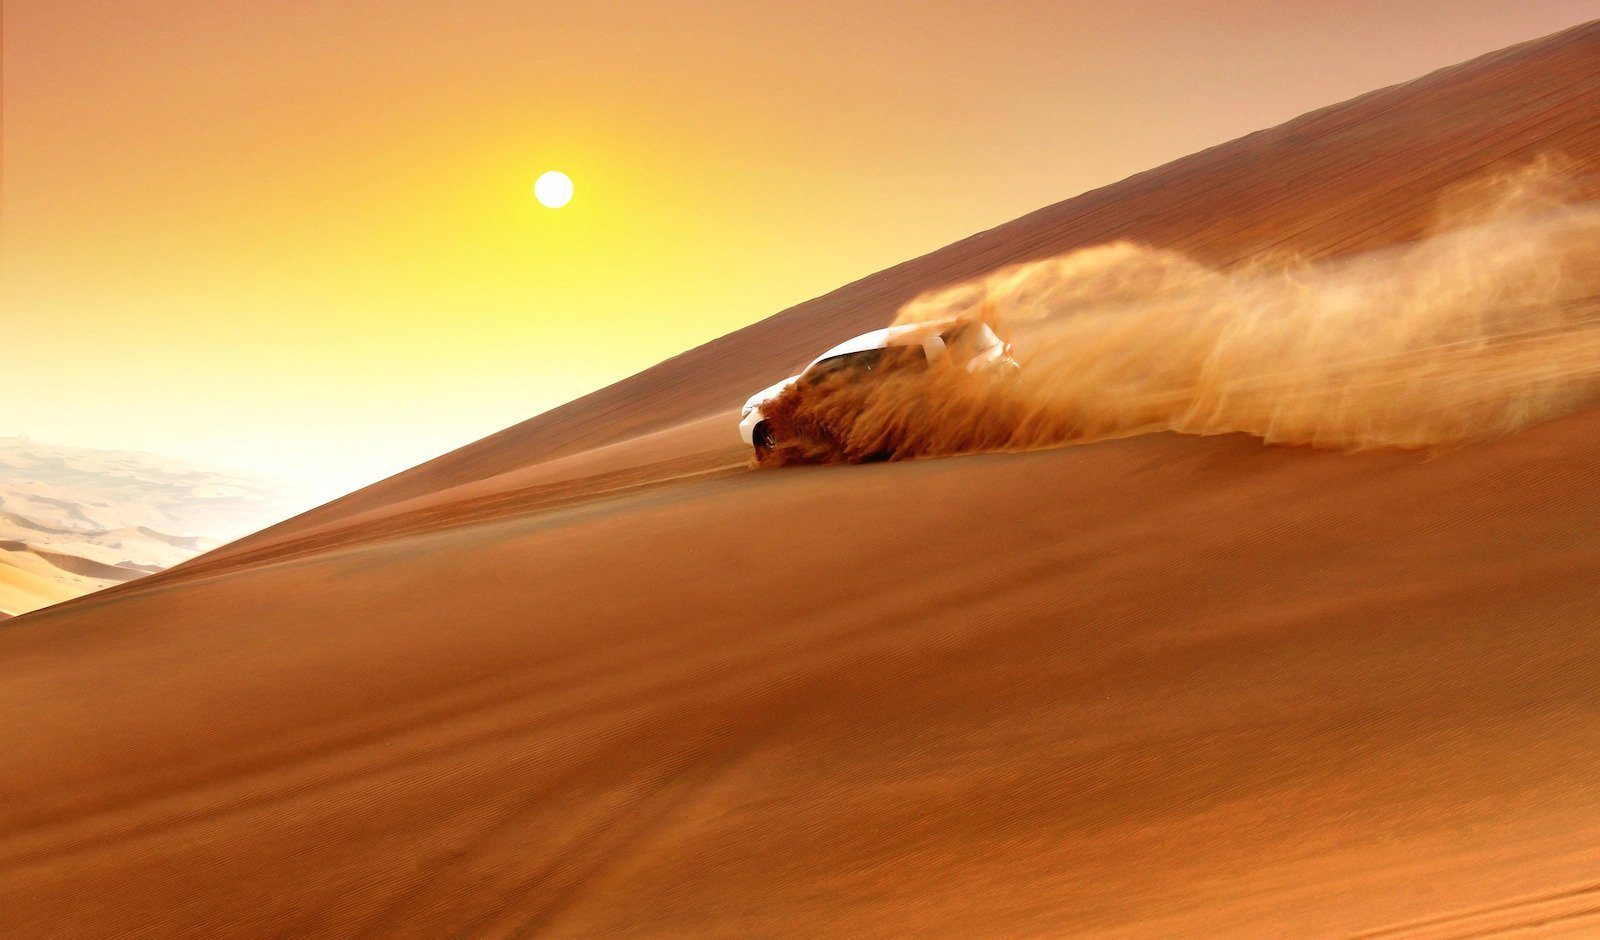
[3,1,1592,499]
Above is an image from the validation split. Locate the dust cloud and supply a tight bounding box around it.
[760,159,1600,465]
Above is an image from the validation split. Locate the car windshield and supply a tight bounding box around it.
[803,345,927,385]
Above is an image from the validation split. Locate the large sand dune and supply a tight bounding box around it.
[3,20,1599,936]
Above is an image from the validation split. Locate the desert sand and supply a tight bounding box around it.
[2,21,1599,937]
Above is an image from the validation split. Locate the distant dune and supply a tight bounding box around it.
[2,20,1599,937]
[0,549,82,619]
[0,438,311,615]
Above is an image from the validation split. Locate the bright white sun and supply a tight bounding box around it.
[534,170,574,208]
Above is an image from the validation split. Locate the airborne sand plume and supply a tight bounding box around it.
[761,160,1600,464]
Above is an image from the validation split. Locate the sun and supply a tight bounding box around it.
[534,170,574,209]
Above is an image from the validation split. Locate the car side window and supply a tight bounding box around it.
[879,344,929,373]
[805,349,884,385]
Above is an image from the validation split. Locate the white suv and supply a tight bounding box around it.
[739,318,1015,461]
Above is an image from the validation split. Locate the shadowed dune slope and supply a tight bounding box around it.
[4,20,1600,938]
[228,19,1600,549]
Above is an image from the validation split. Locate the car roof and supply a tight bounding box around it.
[807,317,961,367]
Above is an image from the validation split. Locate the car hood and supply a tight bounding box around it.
[743,375,800,414]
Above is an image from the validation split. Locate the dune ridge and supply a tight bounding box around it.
[0,542,147,583]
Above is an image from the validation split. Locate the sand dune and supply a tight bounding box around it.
[0,550,86,618]
[0,541,146,582]
[3,20,1600,937]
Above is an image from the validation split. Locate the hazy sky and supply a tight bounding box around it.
[4,1,1593,499]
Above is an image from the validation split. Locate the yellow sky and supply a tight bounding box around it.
[3,0,1591,499]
